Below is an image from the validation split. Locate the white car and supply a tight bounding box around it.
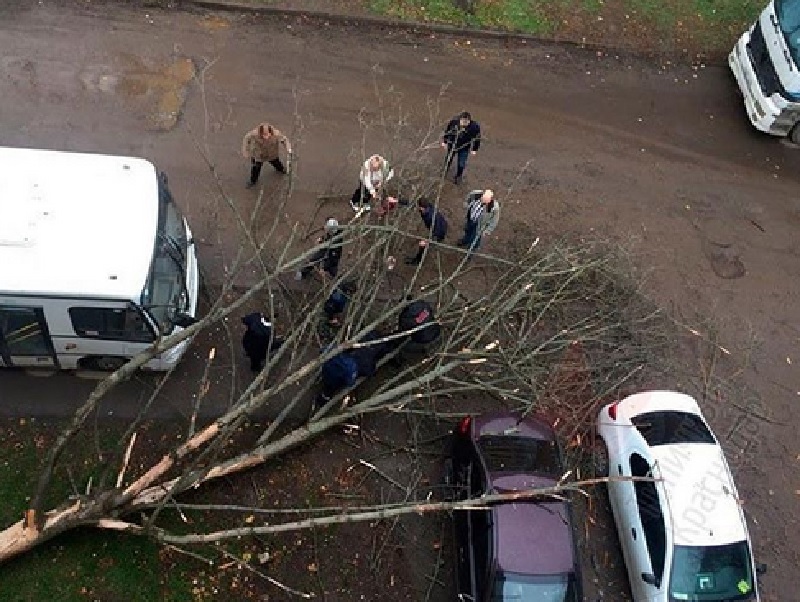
[597,390,763,601]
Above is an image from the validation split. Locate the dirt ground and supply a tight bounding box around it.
[1,1,799,600]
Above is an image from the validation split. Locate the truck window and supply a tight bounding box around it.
[69,307,154,342]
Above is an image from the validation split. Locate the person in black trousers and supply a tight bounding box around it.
[405,198,448,265]
[297,218,343,281]
[241,312,284,372]
[441,111,481,185]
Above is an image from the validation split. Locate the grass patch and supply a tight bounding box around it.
[0,419,196,601]
[366,0,766,54]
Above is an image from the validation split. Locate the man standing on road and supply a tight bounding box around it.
[459,189,500,255]
[242,122,292,188]
[405,198,448,265]
[441,111,481,185]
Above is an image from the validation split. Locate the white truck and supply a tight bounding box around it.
[729,0,800,142]
[0,147,200,371]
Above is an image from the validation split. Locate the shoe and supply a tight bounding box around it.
[350,200,360,212]
[404,256,420,265]
[246,180,256,189]
[362,204,371,212]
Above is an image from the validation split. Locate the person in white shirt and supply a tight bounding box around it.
[350,154,394,212]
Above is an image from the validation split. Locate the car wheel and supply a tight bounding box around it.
[592,443,609,476]
[84,356,127,372]
[442,458,456,501]
[790,123,800,145]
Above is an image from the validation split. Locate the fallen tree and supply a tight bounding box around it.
[0,92,671,597]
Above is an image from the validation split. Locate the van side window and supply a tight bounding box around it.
[69,307,154,342]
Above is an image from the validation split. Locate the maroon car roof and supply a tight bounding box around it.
[493,499,575,575]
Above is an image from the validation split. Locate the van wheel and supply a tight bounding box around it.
[790,123,800,145]
[83,356,127,372]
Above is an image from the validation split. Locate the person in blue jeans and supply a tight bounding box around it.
[441,111,481,185]
[459,189,501,255]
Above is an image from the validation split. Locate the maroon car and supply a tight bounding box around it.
[445,412,583,601]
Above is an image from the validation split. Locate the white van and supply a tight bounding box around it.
[0,147,200,371]
[729,0,800,142]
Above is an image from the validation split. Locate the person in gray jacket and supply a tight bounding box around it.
[458,189,500,254]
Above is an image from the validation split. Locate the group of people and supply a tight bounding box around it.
[241,111,499,255]
[240,297,441,410]
[238,110,500,403]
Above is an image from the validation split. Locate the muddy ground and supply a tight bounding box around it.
[0,1,798,600]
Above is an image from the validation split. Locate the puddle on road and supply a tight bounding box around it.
[198,14,231,31]
[81,53,195,131]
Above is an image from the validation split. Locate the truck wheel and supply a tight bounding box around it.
[82,356,127,371]
[790,123,800,145]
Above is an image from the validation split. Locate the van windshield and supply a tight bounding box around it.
[777,0,800,64]
[141,173,190,334]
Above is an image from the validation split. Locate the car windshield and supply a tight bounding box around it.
[630,411,715,447]
[477,435,561,476]
[141,175,189,334]
[777,0,800,65]
[491,572,577,602]
[669,541,755,601]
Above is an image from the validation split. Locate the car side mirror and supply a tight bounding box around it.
[756,563,767,576]
[641,572,660,587]
[173,313,197,328]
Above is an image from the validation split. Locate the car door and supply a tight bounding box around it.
[631,453,667,600]
[628,452,668,601]
[0,305,57,368]
[454,441,490,601]
[607,448,657,601]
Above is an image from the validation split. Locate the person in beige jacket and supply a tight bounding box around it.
[242,122,292,188]
[350,154,394,212]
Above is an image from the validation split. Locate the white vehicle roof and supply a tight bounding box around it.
[614,390,703,419]
[614,391,749,547]
[653,443,747,547]
[0,147,159,301]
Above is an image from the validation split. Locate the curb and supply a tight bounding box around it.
[182,0,569,45]
[178,0,709,62]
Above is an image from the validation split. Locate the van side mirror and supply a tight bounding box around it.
[173,313,197,328]
[641,572,660,587]
[756,563,767,576]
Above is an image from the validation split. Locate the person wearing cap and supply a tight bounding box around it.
[297,217,344,280]
[405,198,448,265]
[241,312,284,372]
[441,111,481,185]
[350,154,394,212]
[242,122,293,188]
[459,189,500,255]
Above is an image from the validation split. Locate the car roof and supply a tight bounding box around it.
[473,412,555,442]
[0,146,159,300]
[616,390,703,421]
[652,442,748,547]
[493,500,576,576]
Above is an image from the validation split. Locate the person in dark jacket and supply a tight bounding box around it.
[397,299,441,353]
[315,330,395,408]
[298,218,343,280]
[459,189,501,256]
[441,111,481,185]
[405,198,449,265]
[241,312,284,372]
